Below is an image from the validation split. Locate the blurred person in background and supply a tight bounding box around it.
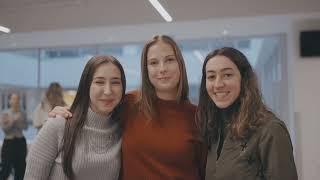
[0,93,28,180]
[33,82,67,130]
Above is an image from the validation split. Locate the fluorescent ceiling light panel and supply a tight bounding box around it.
[0,26,11,33]
[148,0,173,22]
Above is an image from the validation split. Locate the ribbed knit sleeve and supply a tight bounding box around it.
[25,108,121,180]
[24,117,65,180]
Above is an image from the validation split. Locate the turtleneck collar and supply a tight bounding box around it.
[86,108,113,130]
[219,98,241,125]
[156,96,181,107]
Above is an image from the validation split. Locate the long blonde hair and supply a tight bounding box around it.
[43,82,66,109]
[138,35,189,119]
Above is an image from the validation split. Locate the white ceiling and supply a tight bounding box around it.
[1,0,320,33]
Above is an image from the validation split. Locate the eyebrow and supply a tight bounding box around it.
[93,77,121,80]
[111,77,121,80]
[165,55,175,58]
[206,67,234,73]
[147,54,175,61]
[93,77,105,80]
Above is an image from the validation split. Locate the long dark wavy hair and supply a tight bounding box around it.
[62,55,126,180]
[137,35,189,119]
[196,47,276,146]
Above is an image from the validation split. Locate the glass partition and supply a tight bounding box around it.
[0,34,288,141]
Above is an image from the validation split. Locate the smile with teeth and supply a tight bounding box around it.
[102,99,114,106]
[158,77,170,80]
[214,92,229,98]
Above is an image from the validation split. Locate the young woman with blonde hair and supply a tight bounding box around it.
[33,82,66,130]
[49,35,206,180]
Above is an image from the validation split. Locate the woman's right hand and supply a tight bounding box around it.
[48,106,72,119]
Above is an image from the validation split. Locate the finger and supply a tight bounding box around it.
[50,106,72,118]
[59,108,72,118]
[65,112,72,118]
[58,109,72,118]
[60,107,72,118]
[63,106,70,110]
[48,111,56,118]
[49,108,65,117]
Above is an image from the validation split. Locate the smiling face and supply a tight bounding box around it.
[89,63,123,116]
[147,41,180,100]
[205,55,241,109]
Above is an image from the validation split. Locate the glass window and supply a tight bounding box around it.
[0,35,287,141]
[99,44,142,91]
[0,50,38,87]
[40,47,97,88]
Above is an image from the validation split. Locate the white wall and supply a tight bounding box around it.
[293,58,320,180]
[1,12,320,180]
[291,19,320,180]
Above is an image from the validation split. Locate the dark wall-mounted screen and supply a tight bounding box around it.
[300,30,320,57]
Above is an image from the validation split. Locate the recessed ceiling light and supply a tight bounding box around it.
[148,0,173,22]
[0,25,11,33]
[222,30,229,36]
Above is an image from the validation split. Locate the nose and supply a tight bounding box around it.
[103,83,112,95]
[214,76,224,88]
[159,61,167,73]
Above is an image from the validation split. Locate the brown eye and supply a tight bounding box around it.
[94,80,105,85]
[167,58,175,62]
[111,80,121,85]
[207,75,216,80]
[149,61,158,65]
[224,73,233,78]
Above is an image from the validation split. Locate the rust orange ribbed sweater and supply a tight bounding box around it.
[121,93,206,180]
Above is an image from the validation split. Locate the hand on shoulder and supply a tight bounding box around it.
[48,106,72,119]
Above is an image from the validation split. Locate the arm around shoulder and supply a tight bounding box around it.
[258,119,298,180]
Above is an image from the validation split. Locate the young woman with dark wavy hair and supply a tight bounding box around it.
[197,47,297,180]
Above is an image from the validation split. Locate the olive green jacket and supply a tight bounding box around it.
[205,118,298,180]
